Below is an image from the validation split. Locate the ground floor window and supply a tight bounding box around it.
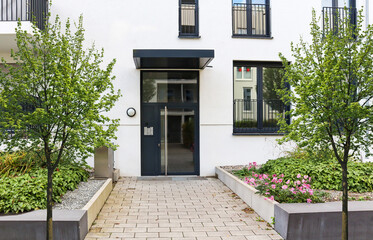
[233,61,289,134]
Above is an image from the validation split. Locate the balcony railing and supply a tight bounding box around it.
[234,99,286,133]
[0,0,48,30]
[232,3,270,37]
[322,7,357,34]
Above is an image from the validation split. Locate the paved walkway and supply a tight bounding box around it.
[85,177,283,240]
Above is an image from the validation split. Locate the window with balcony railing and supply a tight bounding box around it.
[233,62,289,134]
[0,0,48,30]
[179,0,199,37]
[322,7,356,34]
[322,0,356,34]
[232,0,270,37]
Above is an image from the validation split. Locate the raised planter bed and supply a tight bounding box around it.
[0,178,112,240]
[215,166,278,223]
[216,166,373,240]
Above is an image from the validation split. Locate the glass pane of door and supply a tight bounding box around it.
[160,108,195,175]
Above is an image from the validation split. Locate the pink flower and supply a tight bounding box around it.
[290,187,295,192]
[253,162,257,167]
[309,177,312,182]
[297,174,301,178]
[263,174,268,179]
[264,182,269,185]
[265,192,270,195]
[307,199,312,203]
[254,174,258,178]
[271,184,276,189]
[296,180,301,185]
[304,175,309,180]
[273,174,277,177]
[286,180,291,184]
[280,174,285,178]
[282,185,288,190]
[278,179,283,183]
[309,189,314,195]
[269,196,275,201]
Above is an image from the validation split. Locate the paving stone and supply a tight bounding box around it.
[85,177,282,240]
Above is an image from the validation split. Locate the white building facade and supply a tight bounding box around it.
[0,0,371,176]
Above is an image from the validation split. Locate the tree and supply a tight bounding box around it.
[278,10,373,240]
[0,16,121,240]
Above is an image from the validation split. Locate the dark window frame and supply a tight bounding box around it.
[233,61,290,135]
[232,0,271,38]
[179,0,199,38]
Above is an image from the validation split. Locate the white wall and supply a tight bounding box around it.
[50,0,369,176]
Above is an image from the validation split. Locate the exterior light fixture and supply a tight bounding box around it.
[126,107,136,117]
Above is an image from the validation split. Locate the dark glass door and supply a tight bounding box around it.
[141,71,199,176]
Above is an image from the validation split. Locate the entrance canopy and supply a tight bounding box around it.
[133,49,214,69]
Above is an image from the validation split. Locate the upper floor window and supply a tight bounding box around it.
[232,0,270,37]
[233,62,289,134]
[322,0,356,33]
[179,0,199,37]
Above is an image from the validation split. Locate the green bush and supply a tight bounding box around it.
[234,120,257,128]
[234,119,279,128]
[0,164,89,213]
[258,150,373,193]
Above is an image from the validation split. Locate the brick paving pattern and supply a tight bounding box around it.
[85,177,283,240]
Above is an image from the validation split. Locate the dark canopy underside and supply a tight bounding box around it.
[133,49,214,69]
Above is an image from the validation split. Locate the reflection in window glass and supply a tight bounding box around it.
[234,66,252,80]
[234,67,258,127]
[263,67,285,128]
[142,72,198,103]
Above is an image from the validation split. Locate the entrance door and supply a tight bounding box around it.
[160,107,196,175]
[141,71,199,176]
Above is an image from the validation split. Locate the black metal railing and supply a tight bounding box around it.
[179,2,198,36]
[0,0,48,29]
[323,7,357,34]
[232,3,270,37]
[234,99,285,132]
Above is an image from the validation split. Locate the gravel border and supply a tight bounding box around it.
[53,178,106,210]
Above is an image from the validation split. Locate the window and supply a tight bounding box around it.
[233,62,289,134]
[232,0,270,37]
[322,0,356,33]
[179,0,199,37]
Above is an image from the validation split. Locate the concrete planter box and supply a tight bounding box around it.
[0,178,112,240]
[216,166,373,240]
[275,201,373,240]
[215,166,278,223]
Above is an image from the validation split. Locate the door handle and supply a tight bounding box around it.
[158,143,161,147]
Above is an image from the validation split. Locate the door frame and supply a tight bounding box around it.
[140,70,200,176]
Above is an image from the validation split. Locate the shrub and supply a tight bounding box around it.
[233,162,324,203]
[244,149,373,193]
[0,164,89,213]
[0,151,38,177]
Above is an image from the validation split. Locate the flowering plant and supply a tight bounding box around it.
[241,164,324,203]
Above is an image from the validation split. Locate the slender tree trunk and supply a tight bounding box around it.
[47,168,53,240]
[341,161,348,240]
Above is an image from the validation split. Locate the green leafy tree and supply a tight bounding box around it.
[278,10,373,240]
[0,16,121,240]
